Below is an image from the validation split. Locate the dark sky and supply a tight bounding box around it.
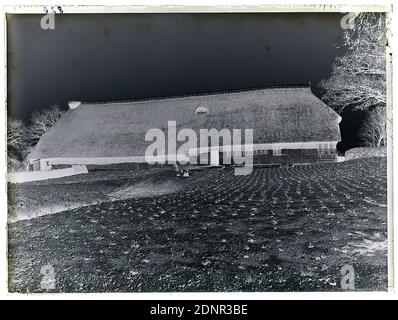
[7,13,346,122]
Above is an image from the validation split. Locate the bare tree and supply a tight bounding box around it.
[358,107,386,147]
[27,104,65,145]
[319,13,387,114]
[7,119,28,171]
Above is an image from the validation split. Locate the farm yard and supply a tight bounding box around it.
[8,156,387,292]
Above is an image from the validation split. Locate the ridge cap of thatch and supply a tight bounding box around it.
[76,83,312,107]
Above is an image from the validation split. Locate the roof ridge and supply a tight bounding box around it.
[80,83,311,105]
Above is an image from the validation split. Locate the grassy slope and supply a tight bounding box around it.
[8,169,199,222]
[8,157,387,292]
[8,171,129,222]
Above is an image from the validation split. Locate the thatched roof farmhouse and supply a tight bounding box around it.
[28,84,341,170]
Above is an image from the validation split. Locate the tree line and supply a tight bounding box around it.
[319,12,387,149]
[7,105,65,171]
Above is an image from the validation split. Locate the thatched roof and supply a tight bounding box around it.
[28,84,341,160]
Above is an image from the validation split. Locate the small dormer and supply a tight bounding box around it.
[68,101,81,110]
[194,106,209,115]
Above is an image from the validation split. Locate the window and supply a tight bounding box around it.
[273,147,282,156]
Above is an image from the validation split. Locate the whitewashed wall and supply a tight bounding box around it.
[8,165,88,184]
